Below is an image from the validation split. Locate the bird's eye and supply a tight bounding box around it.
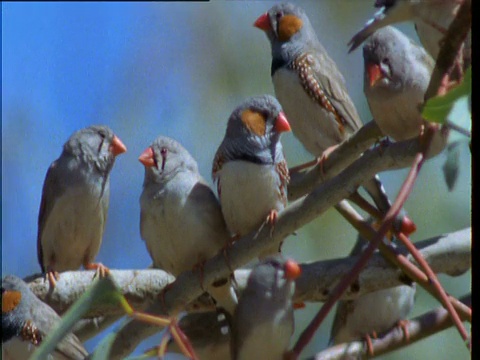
[160,147,168,171]
[276,11,283,21]
[382,58,390,66]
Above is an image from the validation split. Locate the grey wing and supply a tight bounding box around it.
[190,178,229,239]
[37,160,66,272]
[310,48,364,133]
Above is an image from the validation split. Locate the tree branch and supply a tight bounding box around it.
[310,294,471,360]
[26,228,470,343]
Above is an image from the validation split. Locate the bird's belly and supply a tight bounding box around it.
[273,68,345,156]
[41,190,106,271]
[335,285,415,343]
[368,89,424,141]
[140,207,220,276]
[237,321,291,360]
[218,161,285,237]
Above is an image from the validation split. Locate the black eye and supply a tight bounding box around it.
[160,147,168,171]
[276,11,283,21]
[382,58,390,66]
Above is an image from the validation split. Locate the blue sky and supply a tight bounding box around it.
[2,2,471,359]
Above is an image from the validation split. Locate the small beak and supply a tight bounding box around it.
[110,135,127,156]
[284,259,302,280]
[274,112,291,133]
[400,216,417,236]
[367,62,382,87]
[138,147,155,167]
[254,13,271,31]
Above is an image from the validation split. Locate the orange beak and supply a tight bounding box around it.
[400,216,417,236]
[275,112,291,133]
[110,135,127,156]
[284,259,302,280]
[254,13,271,31]
[138,147,155,167]
[367,63,382,87]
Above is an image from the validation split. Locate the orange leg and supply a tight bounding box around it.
[289,157,319,174]
[364,331,378,356]
[45,266,60,289]
[396,319,411,342]
[84,262,110,279]
[192,260,206,291]
[317,144,340,177]
[266,209,279,237]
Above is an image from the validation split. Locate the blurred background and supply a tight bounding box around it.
[2,1,470,359]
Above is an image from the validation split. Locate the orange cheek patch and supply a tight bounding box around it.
[2,290,22,313]
[278,15,303,42]
[241,109,266,137]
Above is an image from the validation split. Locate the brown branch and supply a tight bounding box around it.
[26,227,470,344]
[310,294,471,360]
[424,0,471,99]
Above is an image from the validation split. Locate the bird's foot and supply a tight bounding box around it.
[84,262,110,280]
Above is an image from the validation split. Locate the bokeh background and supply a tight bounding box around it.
[2,1,471,359]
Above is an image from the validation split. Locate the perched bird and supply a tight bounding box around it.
[348,0,471,69]
[254,3,414,233]
[232,256,301,360]
[139,135,237,314]
[2,275,88,360]
[329,229,416,346]
[37,125,127,287]
[363,26,434,141]
[212,95,291,258]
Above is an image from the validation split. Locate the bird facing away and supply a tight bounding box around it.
[139,135,237,314]
[37,125,127,287]
[2,274,88,360]
[363,26,434,141]
[232,256,301,360]
[212,94,291,258]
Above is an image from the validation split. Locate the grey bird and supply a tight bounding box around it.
[363,26,435,141]
[212,95,291,258]
[329,229,416,346]
[232,256,301,360]
[139,135,237,314]
[254,3,415,234]
[37,125,127,287]
[348,0,471,69]
[2,275,88,360]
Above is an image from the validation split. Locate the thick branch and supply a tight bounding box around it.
[27,228,470,341]
[288,127,447,202]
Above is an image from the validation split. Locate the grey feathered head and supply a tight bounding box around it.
[218,95,290,166]
[139,135,198,184]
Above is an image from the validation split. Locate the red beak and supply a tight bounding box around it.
[284,259,302,280]
[254,12,271,31]
[138,147,155,167]
[367,63,382,87]
[400,216,417,236]
[274,112,291,133]
[110,135,127,156]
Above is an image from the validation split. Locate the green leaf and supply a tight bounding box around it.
[422,67,472,124]
[443,141,462,191]
[91,332,118,360]
[30,276,125,360]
